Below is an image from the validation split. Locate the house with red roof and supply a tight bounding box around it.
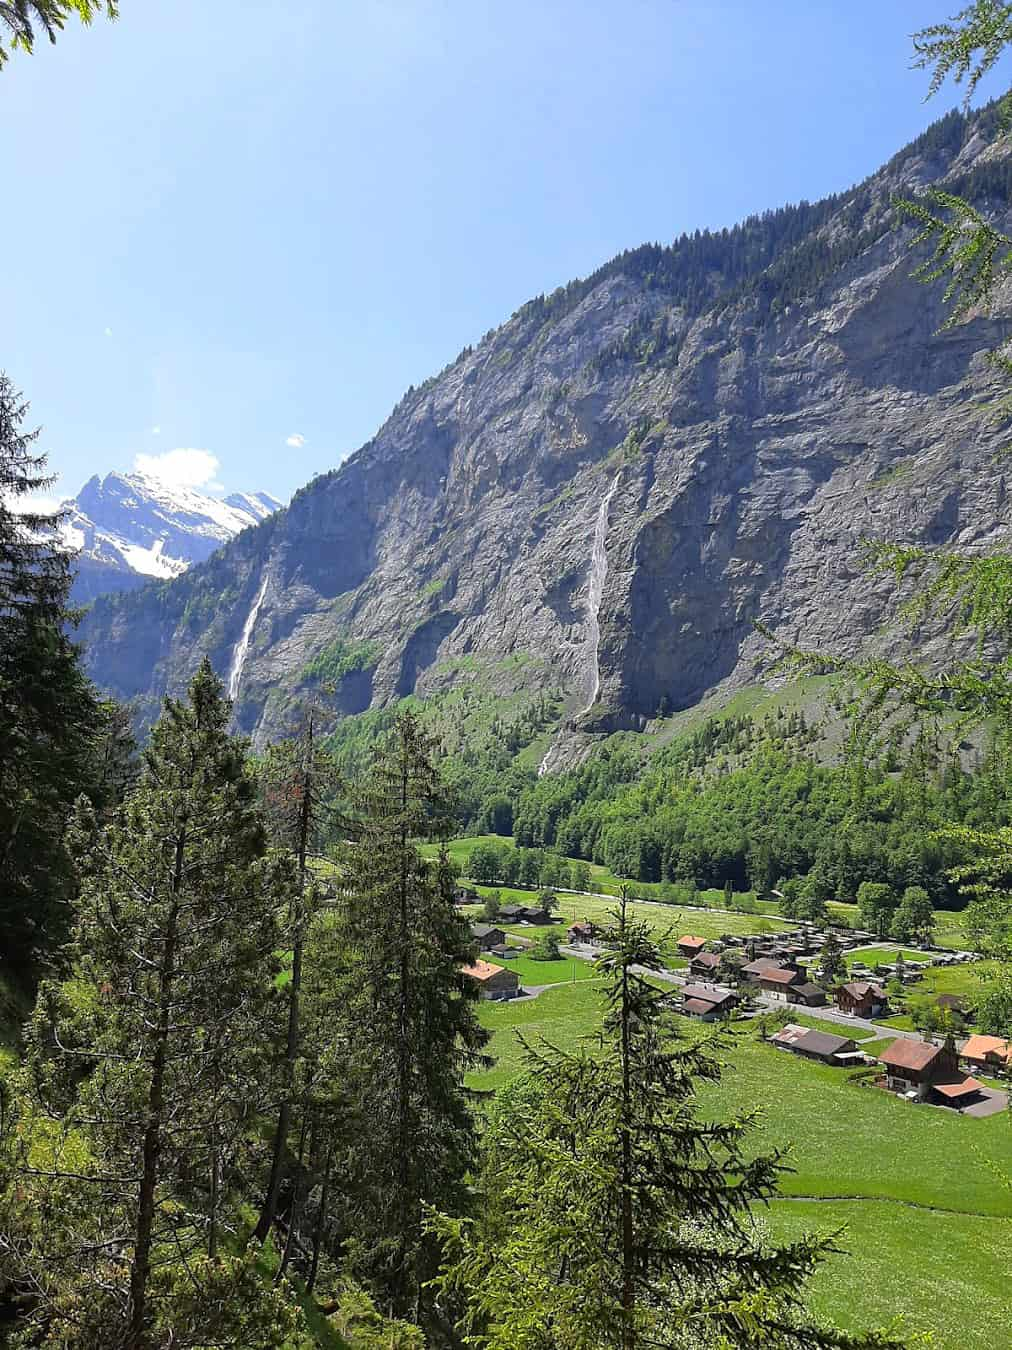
[835,981,888,1018]
[878,1037,986,1107]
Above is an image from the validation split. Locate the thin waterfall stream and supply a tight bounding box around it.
[538,470,622,775]
[227,573,268,701]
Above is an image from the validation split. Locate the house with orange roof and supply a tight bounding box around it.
[461,959,520,1001]
[960,1035,1011,1074]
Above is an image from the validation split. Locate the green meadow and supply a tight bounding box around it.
[472,980,1012,1348]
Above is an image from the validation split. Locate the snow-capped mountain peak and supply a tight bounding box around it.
[61,471,281,602]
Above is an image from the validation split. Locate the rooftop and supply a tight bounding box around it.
[879,1039,942,1072]
[841,981,886,999]
[461,960,506,982]
[961,1035,1011,1064]
[760,967,801,986]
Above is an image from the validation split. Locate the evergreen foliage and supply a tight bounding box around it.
[0,373,118,967]
[332,713,490,1321]
[0,660,292,1346]
[0,0,116,66]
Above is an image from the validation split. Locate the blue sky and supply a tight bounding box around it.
[3,2,1009,504]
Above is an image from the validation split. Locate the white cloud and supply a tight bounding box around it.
[151,425,161,435]
[4,476,66,516]
[104,327,113,338]
[134,447,221,490]
[286,433,306,448]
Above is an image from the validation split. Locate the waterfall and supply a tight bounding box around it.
[576,470,622,719]
[227,573,268,702]
[538,470,621,776]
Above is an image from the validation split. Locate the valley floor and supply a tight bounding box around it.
[470,979,1012,1349]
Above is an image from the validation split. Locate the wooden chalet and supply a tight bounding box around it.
[677,983,739,1022]
[757,967,803,1002]
[677,936,707,959]
[960,1035,1012,1073]
[470,923,506,949]
[878,1037,985,1106]
[690,951,722,978]
[835,981,888,1018]
[519,905,553,926]
[741,956,797,981]
[461,960,520,1001]
[567,920,599,943]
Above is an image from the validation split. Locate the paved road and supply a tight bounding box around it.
[558,942,925,1043]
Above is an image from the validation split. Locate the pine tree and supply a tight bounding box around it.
[431,896,903,1349]
[254,709,343,1244]
[819,930,845,988]
[0,1,118,67]
[334,712,489,1320]
[0,372,107,966]
[0,660,294,1347]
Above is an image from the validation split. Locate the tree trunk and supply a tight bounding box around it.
[276,1111,311,1283]
[395,736,413,1309]
[125,828,185,1350]
[256,723,314,1242]
[307,1131,334,1294]
[619,903,635,1350]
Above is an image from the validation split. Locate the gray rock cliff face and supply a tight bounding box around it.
[78,109,1012,752]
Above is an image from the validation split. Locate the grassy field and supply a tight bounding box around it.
[477,889,791,944]
[476,951,600,986]
[827,899,972,949]
[473,981,1012,1347]
[771,1201,1012,1349]
[441,836,978,947]
[876,960,999,1030]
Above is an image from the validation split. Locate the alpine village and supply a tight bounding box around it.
[2,5,1012,1349]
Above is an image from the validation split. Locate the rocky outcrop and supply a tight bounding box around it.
[78,107,1012,752]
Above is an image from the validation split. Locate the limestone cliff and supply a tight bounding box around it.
[78,106,1012,756]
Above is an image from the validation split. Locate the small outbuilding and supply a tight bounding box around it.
[487,942,522,960]
[770,1024,858,1064]
[791,981,828,1008]
[471,923,506,949]
[677,936,708,959]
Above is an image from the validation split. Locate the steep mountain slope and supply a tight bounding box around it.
[60,472,280,603]
[79,107,1012,756]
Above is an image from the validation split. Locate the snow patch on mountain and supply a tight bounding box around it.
[60,472,281,601]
